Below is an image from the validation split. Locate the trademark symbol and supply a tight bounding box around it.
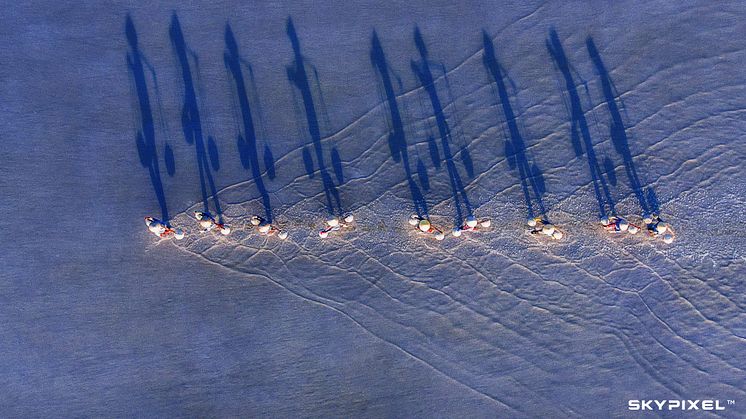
[727,400,735,405]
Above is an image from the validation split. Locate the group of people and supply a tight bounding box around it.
[528,217,564,240]
[145,217,185,240]
[601,213,674,243]
[319,214,355,238]
[251,215,289,240]
[409,214,492,241]
[144,211,285,240]
[145,211,673,244]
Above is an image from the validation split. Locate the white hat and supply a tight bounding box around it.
[527,218,537,227]
[278,231,288,240]
[327,217,339,227]
[465,215,478,228]
[258,223,271,233]
[145,217,154,227]
[250,216,262,226]
[619,220,629,231]
[319,230,329,238]
[434,231,445,240]
[656,224,668,234]
[663,233,674,244]
[600,217,610,226]
[542,224,555,235]
[408,216,419,226]
[344,214,354,223]
[552,230,563,240]
[195,211,205,220]
[174,229,185,240]
[220,225,231,235]
[418,219,431,232]
[452,227,462,237]
[480,219,491,228]
[628,225,639,234]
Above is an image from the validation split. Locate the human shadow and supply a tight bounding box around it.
[546,29,616,219]
[164,143,175,176]
[245,60,276,181]
[410,27,472,226]
[417,158,430,192]
[371,30,429,218]
[586,37,654,216]
[264,145,276,180]
[482,31,548,221]
[646,188,659,215]
[170,14,224,223]
[302,147,315,179]
[224,24,273,222]
[285,17,343,217]
[125,15,170,222]
[207,136,220,170]
[441,66,474,178]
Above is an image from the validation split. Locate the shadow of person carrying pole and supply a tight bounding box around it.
[410,27,472,227]
[586,37,653,216]
[285,17,343,217]
[371,31,429,219]
[224,24,273,223]
[126,15,170,222]
[483,31,548,222]
[547,29,616,219]
[169,14,224,223]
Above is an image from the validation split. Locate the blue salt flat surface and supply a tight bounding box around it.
[0,1,744,417]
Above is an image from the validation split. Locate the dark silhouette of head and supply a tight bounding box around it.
[286,17,301,55]
[370,30,382,64]
[169,13,184,46]
[482,30,495,64]
[585,37,608,74]
[413,27,428,58]
[547,29,566,62]
[125,14,138,48]
[225,24,238,57]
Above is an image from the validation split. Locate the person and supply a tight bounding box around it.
[453,215,491,237]
[645,214,665,234]
[251,215,288,240]
[409,215,445,240]
[145,217,184,239]
[528,217,563,240]
[195,211,216,231]
[600,216,630,233]
[646,214,674,243]
[319,214,355,238]
[195,211,231,235]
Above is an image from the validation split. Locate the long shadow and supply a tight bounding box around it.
[441,68,474,178]
[126,15,170,222]
[371,31,429,218]
[242,60,276,180]
[482,31,548,221]
[224,24,273,222]
[586,37,653,215]
[169,14,224,223]
[285,17,343,217]
[546,29,615,219]
[410,27,472,226]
